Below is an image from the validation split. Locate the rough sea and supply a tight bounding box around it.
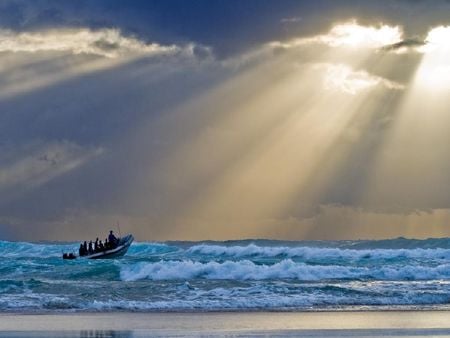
[1,237,450,312]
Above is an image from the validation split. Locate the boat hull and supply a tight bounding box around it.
[87,234,134,259]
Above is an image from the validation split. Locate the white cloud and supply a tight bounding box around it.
[419,25,450,53]
[382,26,450,55]
[0,28,184,58]
[320,63,405,95]
[318,21,403,48]
[269,21,403,50]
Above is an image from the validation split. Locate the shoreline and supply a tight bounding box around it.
[0,310,450,332]
[1,306,450,315]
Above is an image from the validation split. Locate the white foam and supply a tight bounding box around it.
[46,282,450,311]
[119,259,450,282]
[187,244,450,261]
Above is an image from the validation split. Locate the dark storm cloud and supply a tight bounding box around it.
[0,47,227,240]
[380,38,425,52]
[0,1,450,240]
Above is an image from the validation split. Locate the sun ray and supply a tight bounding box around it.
[136,25,407,239]
[362,26,450,231]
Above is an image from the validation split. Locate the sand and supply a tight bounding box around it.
[0,311,449,337]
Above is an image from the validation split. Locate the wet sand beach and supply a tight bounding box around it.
[0,311,450,337]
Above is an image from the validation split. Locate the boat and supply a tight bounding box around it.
[63,234,134,260]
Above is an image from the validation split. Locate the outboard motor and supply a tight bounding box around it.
[62,253,76,260]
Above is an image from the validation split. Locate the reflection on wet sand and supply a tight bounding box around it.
[80,330,133,338]
[2,329,450,338]
[0,331,133,338]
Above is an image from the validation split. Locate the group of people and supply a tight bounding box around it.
[79,230,119,256]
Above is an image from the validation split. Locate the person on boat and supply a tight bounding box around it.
[88,240,94,254]
[83,241,88,254]
[108,230,118,248]
[98,240,104,251]
[94,238,99,252]
[79,243,85,256]
[104,238,109,250]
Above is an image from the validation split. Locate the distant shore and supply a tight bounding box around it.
[0,311,450,337]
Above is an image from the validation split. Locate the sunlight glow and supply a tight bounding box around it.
[321,21,403,48]
[268,21,403,51]
[5,15,450,240]
[364,25,450,222]
[415,64,450,89]
[420,26,450,53]
[321,63,404,95]
[323,64,379,94]
[141,29,406,239]
[415,26,450,90]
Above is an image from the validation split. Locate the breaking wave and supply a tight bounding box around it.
[119,259,450,282]
[186,243,450,261]
[1,237,450,312]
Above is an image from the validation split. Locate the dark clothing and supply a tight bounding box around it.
[108,233,118,247]
[88,241,94,254]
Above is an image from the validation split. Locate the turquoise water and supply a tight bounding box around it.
[1,237,450,311]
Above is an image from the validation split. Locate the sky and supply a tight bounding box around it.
[1,0,450,241]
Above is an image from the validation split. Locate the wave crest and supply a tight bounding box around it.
[120,259,450,282]
[187,243,450,261]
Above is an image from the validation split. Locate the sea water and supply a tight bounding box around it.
[1,238,450,312]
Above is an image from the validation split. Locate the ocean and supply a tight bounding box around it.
[1,237,450,312]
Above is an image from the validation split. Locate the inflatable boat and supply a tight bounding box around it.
[63,234,134,260]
